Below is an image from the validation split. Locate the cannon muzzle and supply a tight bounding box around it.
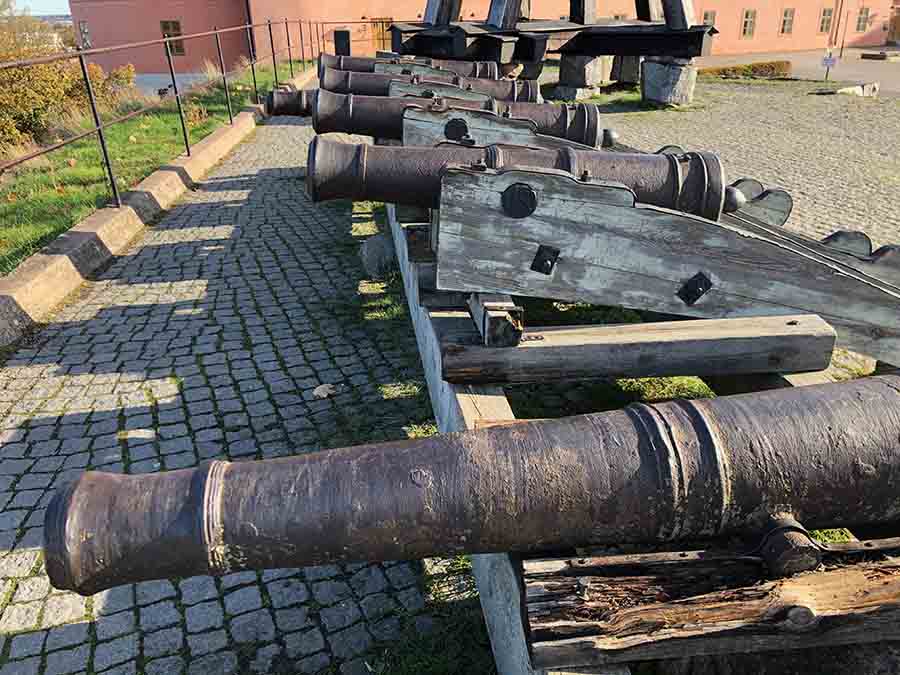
[307,135,727,220]
[45,376,900,595]
[311,90,608,147]
[319,66,540,102]
[318,53,500,80]
[265,88,314,116]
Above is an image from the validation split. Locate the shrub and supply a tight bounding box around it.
[0,12,138,148]
[699,60,792,80]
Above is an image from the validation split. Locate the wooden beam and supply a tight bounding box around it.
[661,0,695,30]
[488,0,530,29]
[527,557,900,669]
[434,166,900,367]
[441,315,835,384]
[466,293,525,347]
[634,0,664,22]
[569,0,597,25]
[423,0,463,25]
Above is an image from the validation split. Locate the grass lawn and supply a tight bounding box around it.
[0,59,311,276]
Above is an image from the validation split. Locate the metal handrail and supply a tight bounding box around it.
[0,17,353,210]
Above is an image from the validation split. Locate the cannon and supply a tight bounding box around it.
[306,135,734,220]
[320,66,540,102]
[304,89,613,148]
[266,88,315,116]
[318,52,501,80]
[45,376,900,595]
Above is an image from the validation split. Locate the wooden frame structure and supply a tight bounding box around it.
[384,198,900,674]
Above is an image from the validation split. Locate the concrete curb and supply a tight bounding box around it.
[0,68,317,349]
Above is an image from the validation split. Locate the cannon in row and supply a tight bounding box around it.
[44,375,900,595]
[318,52,501,80]
[270,89,616,150]
[306,135,736,221]
[320,66,541,102]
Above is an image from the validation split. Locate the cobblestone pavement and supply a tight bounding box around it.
[0,117,433,674]
[603,81,900,244]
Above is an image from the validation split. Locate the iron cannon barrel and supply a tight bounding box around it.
[306,135,726,220]
[319,66,540,102]
[265,88,315,116]
[45,376,900,596]
[318,53,500,79]
[310,89,605,146]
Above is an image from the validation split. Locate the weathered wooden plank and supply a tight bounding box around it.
[434,167,900,366]
[423,0,462,25]
[527,560,900,669]
[441,314,835,384]
[466,293,525,347]
[403,106,598,150]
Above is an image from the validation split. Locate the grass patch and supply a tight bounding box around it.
[699,60,792,80]
[0,60,308,276]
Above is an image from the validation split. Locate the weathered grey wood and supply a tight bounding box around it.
[526,558,900,669]
[661,0,695,30]
[441,315,835,384]
[403,107,597,150]
[389,200,628,675]
[488,0,530,29]
[434,167,900,366]
[389,80,494,102]
[466,293,525,347]
[635,0,664,22]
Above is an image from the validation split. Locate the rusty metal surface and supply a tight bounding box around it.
[318,52,500,79]
[319,66,540,101]
[309,89,604,146]
[45,376,900,595]
[306,135,726,219]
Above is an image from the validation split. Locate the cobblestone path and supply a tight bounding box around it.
[603,81,900,244]
[0,117,431,675]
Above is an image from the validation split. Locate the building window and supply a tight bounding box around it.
[161,20,185,56]
[741,9,757,38]
[856,7,870,32]
[819,7,834,33]
[78,20,91,48]
[613,14,628,20]
[702,10,717,27]
[781,8,795,34]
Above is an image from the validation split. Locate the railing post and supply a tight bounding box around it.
[299,21,307,68]
[268,19,279,86]
[246,25,260,104]
[285,18,294,78]
[214,27,234,125]
[164,39,191,157]
[77,48,121,207]
[316,22,323,58]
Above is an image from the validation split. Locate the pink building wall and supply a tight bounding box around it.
[70,0,250,75]
[69,0,894,74]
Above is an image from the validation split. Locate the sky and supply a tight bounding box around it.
[15,0,71,15]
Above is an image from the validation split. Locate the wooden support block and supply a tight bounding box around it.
[441,315,835,384]
[467,293,525,347]
[420,290,471,310]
